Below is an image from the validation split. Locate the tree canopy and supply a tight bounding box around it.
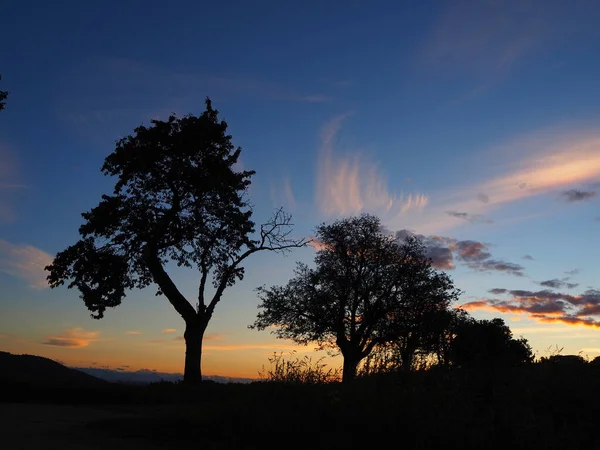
[46,98,307,383]
[251,214,461,382]
[450,317,534,368]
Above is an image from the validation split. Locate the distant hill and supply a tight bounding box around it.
[0,351,107,388]
[75,366,254,384]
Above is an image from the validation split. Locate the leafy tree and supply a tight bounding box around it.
[250,214,460,382]
[46,99,307,384]
[0,74,8,111]
[450,317,534,368]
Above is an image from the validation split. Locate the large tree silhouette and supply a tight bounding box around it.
[46,99,307,383]
[251,214,460,382]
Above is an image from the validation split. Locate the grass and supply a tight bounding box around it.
[2,363,600,449]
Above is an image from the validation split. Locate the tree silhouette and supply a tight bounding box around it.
[0,74,8,111]
[45,99,308,384]
[450,317,534,368]
[250,214,460,382]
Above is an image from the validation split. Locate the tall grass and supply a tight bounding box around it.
[258,351,341,384]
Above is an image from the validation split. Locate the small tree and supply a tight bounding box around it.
[46,99,308,383]
[250,214,460,382]
[450,317,534,368]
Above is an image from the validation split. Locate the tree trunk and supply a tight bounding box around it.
[183,319,205,384]
[342,353,360,383]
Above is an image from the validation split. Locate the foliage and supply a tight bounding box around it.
[450,317,534,368]
[251,214,460,382]
[258,351,341,384]
[45,98,307,382]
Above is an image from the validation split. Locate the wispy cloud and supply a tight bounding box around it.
[402,129,600,234]
[162,328,176,333]
[316,114,428,219]
[418,0,594,82]
[270,176,297,211]
[0,145,26,222]
[125,331,143,335]
[0,240,53,289]
[43,328,100,348]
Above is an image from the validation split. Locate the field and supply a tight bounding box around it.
[2,363,599,450]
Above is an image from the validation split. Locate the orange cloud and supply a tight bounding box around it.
[125,331,142,335]
[43,328,100,348]
[162,328,176,333]
[316,114,428,219]
[0,240,53,289]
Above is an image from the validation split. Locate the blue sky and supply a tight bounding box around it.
[1,0,600,377]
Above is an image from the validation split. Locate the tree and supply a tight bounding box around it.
[46,99,308,384]
[0,74,8,111]
[450,317,534,368]
[250,214,461,382]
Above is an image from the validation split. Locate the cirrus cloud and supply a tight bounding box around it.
[316,114,428,220]
[0,240,53,289]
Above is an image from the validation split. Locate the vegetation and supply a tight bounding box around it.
[45,99,307,383]
[251,214,460,382]
[3,358,600,450]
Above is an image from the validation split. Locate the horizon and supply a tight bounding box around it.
[2,0,600,378]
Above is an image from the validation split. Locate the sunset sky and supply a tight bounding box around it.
[2,0,600,378]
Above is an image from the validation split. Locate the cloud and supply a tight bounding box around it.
[401,129,600,235]
[316,114,428,219]
[125,331,142,335]
[561,189,597,202]
[446,211,493,224]
[463,288,600,328]
[0,240,53,289]
[539,279,565,289]
[162,328,176,333]
[0,145,27,222]
[418,0,594,78]
[566,268,580,276]
[522,254,534,261]
[43,328,100,348]
[270,176,296,211]
[538,279,579,290]
[396,229,525,276]
[62,57,328,124]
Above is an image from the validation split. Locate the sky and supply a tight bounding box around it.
[1,0,600,378]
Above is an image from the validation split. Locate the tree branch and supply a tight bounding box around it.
[143,246,196,321]
[206,208,309,319]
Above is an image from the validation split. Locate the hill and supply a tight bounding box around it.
[0,351,107,389]
[74,366,254,384]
